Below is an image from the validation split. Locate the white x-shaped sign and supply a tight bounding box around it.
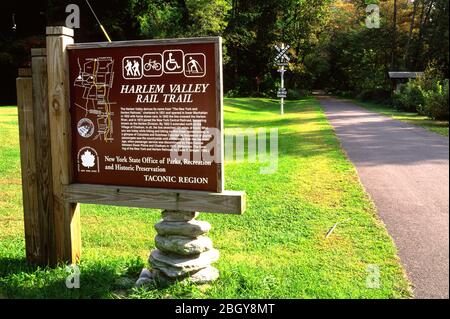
[274,44,291,63]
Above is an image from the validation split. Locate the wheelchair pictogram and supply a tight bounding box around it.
[163,50,184,74]
[143,53,163,77]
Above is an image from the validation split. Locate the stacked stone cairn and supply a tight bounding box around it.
[136,210,219,287]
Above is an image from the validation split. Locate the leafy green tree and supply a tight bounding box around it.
[1,0,448,103]
[130,0,231,38]
[224,0,331,95]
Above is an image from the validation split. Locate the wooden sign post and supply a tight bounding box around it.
[16,26,246,285]
[46,27,82,265]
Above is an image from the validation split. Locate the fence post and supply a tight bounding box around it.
[17,68,41,264]
[46,26,81,264]
[31,48,57,266]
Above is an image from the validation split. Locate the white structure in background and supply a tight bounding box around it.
[366,4,380,29]
[274,43,290,115]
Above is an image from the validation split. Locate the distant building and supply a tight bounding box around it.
[388,72,424,92]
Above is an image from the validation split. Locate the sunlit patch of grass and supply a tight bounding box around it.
[0,215,24,240]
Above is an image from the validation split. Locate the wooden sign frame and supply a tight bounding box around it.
[66,37,225,193]
[16,27,245,266]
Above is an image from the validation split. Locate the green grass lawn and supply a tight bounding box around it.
[0,99,412,299]
[352,100,449,137]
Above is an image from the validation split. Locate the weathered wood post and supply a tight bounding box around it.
[46,26,81,264]
[16,48,57,266]
[17,38,77,266]
[31,49,57,266]
[17,68,40,264]
[17,28,82,266]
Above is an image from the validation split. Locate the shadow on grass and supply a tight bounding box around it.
[226,98,282,112]
[226,98,308,113]
[223,127,339,161]
[225,99,323,129]
[225,116,323,129]
[223,98,341,162]
[0,256,144,299]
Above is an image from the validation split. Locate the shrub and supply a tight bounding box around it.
[419,79,449,120]
[286,88,309,100]
[357,88,391,104]
[393,81,425,112]
[416,62,445,92]
[225,89,241,98]
[391,62,449,117]
[392,84,407,110]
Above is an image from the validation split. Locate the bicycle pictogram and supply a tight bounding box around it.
[142,53,163,77]
[144,60,161,71]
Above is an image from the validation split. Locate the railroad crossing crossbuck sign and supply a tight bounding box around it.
[274,43,290,115]
[274,44,290,65]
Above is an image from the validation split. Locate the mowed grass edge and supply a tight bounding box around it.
[0,99,412,299]
[351,99,449,137]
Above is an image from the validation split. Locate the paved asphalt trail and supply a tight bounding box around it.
[318,96,449,299]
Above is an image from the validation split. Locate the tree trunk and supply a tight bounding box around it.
[405,0,419,68]
[177,0,189,26]
[415,0,435,69]
[391,0,398,71]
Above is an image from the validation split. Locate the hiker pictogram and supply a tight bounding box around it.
[122,56,143,79]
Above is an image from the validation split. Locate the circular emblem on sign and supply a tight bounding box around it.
[81,149,96,168]
[77,147,100,173]
[77,118,95,138]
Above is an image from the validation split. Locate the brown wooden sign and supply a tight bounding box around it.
[68,38,224,193]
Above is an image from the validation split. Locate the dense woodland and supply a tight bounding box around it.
[1,0,448,117]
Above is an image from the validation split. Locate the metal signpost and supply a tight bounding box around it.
[274,43,290,115]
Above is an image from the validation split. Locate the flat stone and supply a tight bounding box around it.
[146,269,186,288]
[135,268,161,288]
[155,235,213,256]
[162,210,199,222]
[115,277,136,289]
[152,266,219,286]
[139,268,153,279]
[135,277,155,288]
[155,220,211,237]
[149,249,219,278]
[189,266,220,284]
[136,267,219,288]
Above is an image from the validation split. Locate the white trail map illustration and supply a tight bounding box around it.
[74,57,115,143]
